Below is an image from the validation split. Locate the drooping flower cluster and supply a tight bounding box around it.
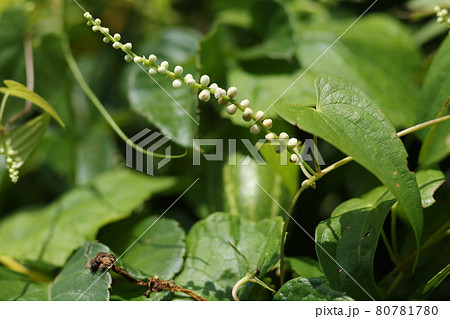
[83,12,308,166]
[434,6,450,29]
[0,141,21,183]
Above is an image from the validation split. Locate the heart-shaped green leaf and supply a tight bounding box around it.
[175,213,283,300]
[315,169,445,300]
[277,74,423,260]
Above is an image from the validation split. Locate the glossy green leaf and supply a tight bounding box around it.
[50,242,111,301]
[99,216,185,279]
[126,28,200,147]
[410,263,450,300]
[278,74,423,256]
[296,15,421,128]
[223,152,294,221]
[315,169,445,300]
[0,80,64,127]
[418,36,450,166]
[274,277,353,301]
[286,256,324,278]
[0,114,50,182]
[0,267,50,301]
[175,213,283,300]
[0,169,176,266]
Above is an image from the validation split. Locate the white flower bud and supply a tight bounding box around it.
[255,111,265,121]
[149,68,157,76]
[437,17,444,23]
[242,108,253,121]
[241,99,250,108]
[103,37,110,43]
[279,132,289,140]
[161,61,169,69]
[87,21,93,26]
[250,125,261,135]
[133,56,143,63]
[158,66,167,73]
[200,75,210,87]
[226,104,237,115]
[95,18,101,24]
[114,33,121,41]
[214,88,226,99]
[148,54,157,63]
[290,153,299,163]
[92,25,100,32]
[287,138,298,148]
[227,87,238,98]
[209,83,218,90]
[112,42,120,49]
[174,65,183,76]
[263,119,273,129]
[124,55,132,62]
[124,42,132,51]
[184,73,193,80]
[265,133,275,141]
[84,12,92,20]
[102,27,109,33]
[172,79,182,88]
[218,97,228,106]
[186,78,196,87]
[434,6,441,13]
[199,89,211,102]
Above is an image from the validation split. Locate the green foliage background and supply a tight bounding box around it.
[0,0,448,301]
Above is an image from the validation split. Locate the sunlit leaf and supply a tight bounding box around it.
[175,213,283,300]
[278,74,423,258]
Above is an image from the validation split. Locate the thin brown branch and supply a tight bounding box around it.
[89,252,207,301]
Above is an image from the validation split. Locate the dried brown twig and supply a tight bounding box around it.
[89,252,206,301]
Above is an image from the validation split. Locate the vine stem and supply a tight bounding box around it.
[61,40,187,160]
[0,92,9,128]
[232,276,249,301]
[279,182,309,285]
[279,112,450,286]
[380,229,398,265]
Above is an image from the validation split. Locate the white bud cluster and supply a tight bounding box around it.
[0,145,21,183]
[82,12,282,154]
[434,6,450,27]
